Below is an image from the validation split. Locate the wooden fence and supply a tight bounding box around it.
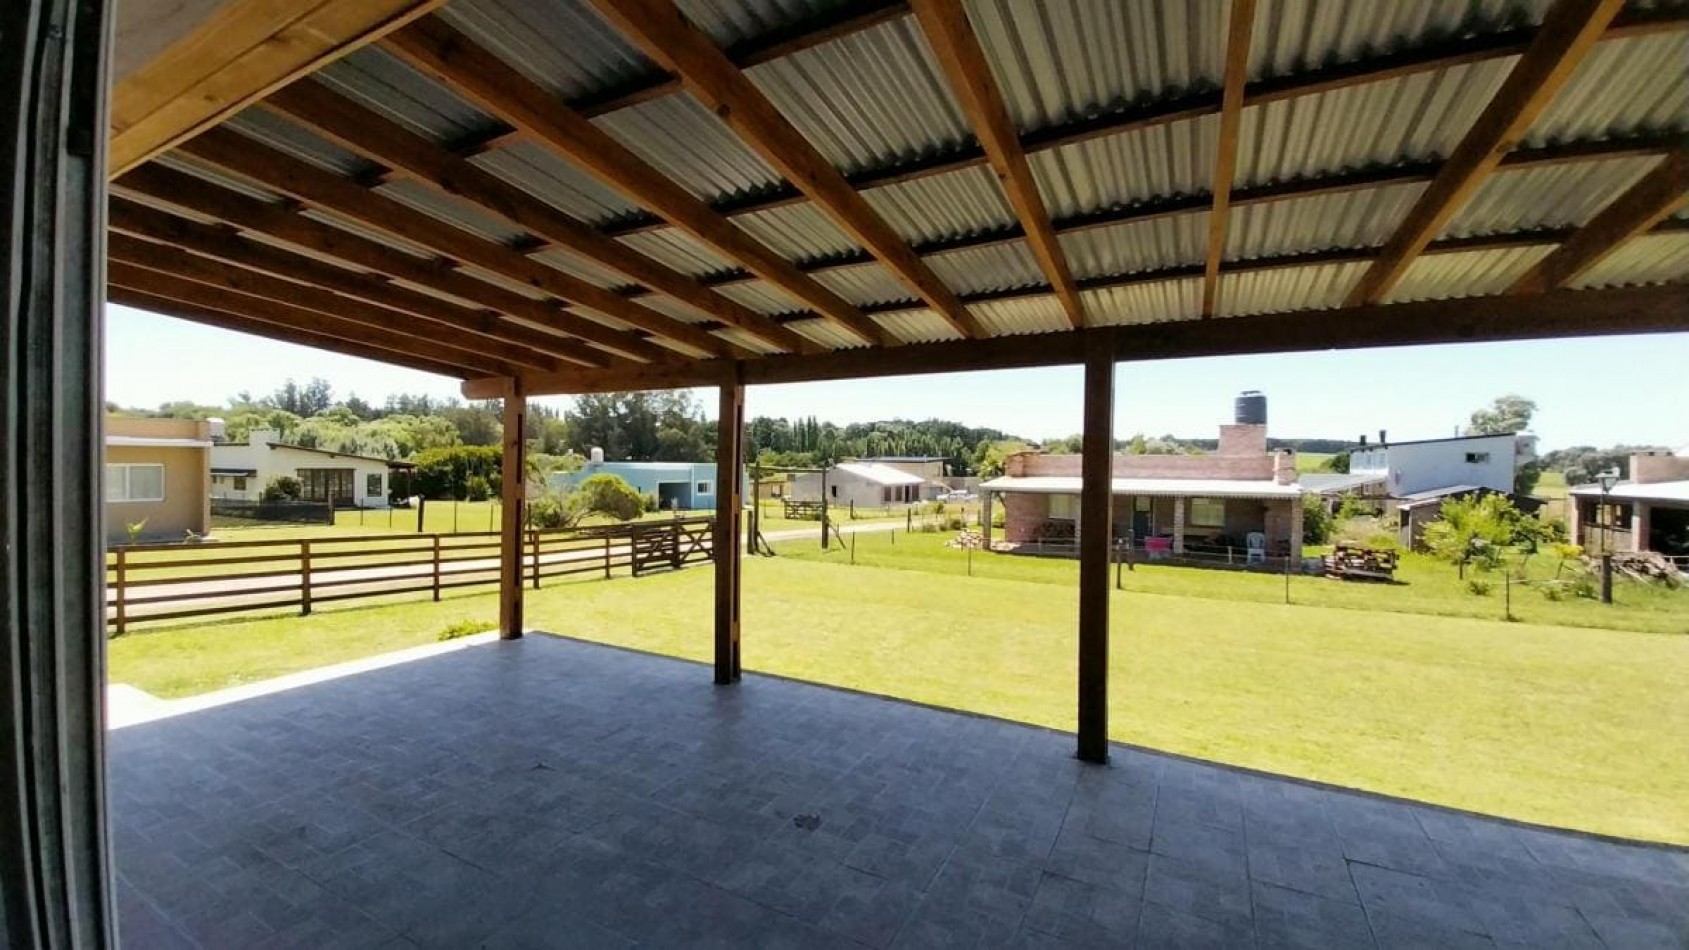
[105,517,713,634]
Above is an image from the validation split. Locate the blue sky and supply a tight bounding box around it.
[106,303,1688,451]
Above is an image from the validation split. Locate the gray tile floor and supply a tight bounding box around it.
[111,635,1688,948]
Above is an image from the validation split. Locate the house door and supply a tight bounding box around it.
[1132,497,1152,541]
[297,468,355,506]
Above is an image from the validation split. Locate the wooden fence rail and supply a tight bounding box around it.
[105,517,714,634]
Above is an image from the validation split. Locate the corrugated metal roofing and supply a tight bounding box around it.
[616,229,738,278]
[926,243,1046,295]
[785,315,868,349]
[1227,183,1427,259]
[1082,279,1202,326]
[1235,59,1515,185]
[593,94,783,202]
[634,292,714,326]
[1524,32,1689,146]
[1060,214,1207,278]
[470,141,645,226]
[373,177,528,245]
[715,279,806,316]
[1248,0,1550,79]
[1383,245,1554,303]
[672,0,848,47]
[526,246,631,289]
[810,262,913,307]
[1031,116,1220,218]
[860,165,1016,244]
[1218,261,1369,316]
[317,46,491,144]
[746,16,971,175]
[964,0,1227,130]
[148,152,284,205]
[224,109,373,177]
[968,296,1073,337]
[871,307,966,344]
[1444,157,1660,238]
[300,206,444,261]
[731,203,860,260]
[1571,232,1689,289]
[437,0,650,100]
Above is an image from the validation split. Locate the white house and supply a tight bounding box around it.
[211,428,399,508]
[789,462,928,509]
[1347,433,1523,496]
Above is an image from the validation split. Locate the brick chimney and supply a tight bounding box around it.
[1273,449,1297,485]
[1217,424,1267,457]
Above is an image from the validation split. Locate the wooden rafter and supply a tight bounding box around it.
[580,0,987,340]
[465,285,1689,397]
[173,127,747,360]
[911,0,1085,329]
[1202,0,1257,317]
[262,80,819,355]
[1344,0,1628,305]
[115,163,673,364]
[105,197,608,368]
[384,18,890,347]
[110,0,448,176]
[108,261,519,377]
[1508,148,1689,293]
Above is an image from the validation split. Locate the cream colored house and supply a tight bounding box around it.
[211,428,396,508]
[105,417,212,544]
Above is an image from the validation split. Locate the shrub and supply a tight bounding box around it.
[575,474,645,522]
[1466,578,1493,596]
[437,619,492,642]
[124,519,148,544]
[260,475,302,502]
[528,493,586,530]
[465,475,491,502]
[411,445,501,500]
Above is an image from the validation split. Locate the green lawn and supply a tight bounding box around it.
[109,546,1688,844]
[1295,451,1335,473]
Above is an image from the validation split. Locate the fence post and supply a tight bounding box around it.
[671,521,682,571]
[531,530,541,590]
[301,540,313,616]
[604,533,612,579]
[114,548,127,636]
[432,534,441,602]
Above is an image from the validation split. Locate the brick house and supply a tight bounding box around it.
[1568,449,1689,557]
[981,423,1305,564]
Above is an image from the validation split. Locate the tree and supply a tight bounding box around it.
[1422,494,1543,569]
[973,439,1031,478]
[443,401,502,446]
[574,474,645,521]
[1323,451,1351,473]
[1468,394,1535,435]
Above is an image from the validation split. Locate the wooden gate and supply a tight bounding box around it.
[630,518,714,576]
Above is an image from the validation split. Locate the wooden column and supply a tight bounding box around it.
[1172,499,1187,555]
[499,379,526,640]
[714,367,745,684]
[1077,335,1115,764]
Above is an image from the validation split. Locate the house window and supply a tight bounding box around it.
[1188,497,1226,528]
[297,468,355,505]
[1465,452,1490,464]
[1048,494,1079,520]
[107,464,166,502]
[367,473,383,497]
[696,480,711,495]
[233,476,248,492]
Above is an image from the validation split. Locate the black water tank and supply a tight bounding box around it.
[1234,390,1267,426]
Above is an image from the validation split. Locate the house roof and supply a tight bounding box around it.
[106,436,212,449]
[1568,480,1689,503]
[255,441,406,466]
[982,476,1302,499]
[1396,485,1490,508]
[105,1,1689,393]
[1355,433,1520,450]
[833,462,928,487]
[210,467,258,477]
[855,456,949,463]
[1300,473,1388,494]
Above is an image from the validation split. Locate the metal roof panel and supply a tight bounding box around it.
[1082,279,1202,325]
[969,296,1072,336]
[1384,246,1554,302]
[1227,183,1427,259]
[1218,261,1369,316]
[1444,157,1661,238]
[1060,213,1207,278]
[1570,232,1689,288]
[1031,115,1220,218]
[1525,33,1689,145]
[593,94,784,202]
[861,165,1016,244]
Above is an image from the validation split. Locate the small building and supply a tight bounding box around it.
[1568,449,1689,556]
[105,417,212,544]
[548,450,720,510]
[982,414,1305,564]
[855,456,948,481]
[1347,432,1522,497]
[211,428,399,508]
[789,462,927,508]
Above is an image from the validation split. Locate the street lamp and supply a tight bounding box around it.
[1596,468,1620,604]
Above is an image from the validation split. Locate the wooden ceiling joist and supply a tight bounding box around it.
[108,197,610,369]
[585,0,986,340]
[1344,0,1629,306]
[1508,148,1689,294]
[260,80,817,355]
[912,0,1085,329]
[110,0,449,176]
[114,163,674,365]
[113,286,479,379]
[1201,0,1257,318]
[172,127,745,360]
[108,261,520,377]
[384,18,890,348]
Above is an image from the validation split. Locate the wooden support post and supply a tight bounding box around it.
[715,367,745,684]
[499,379,526,639]
[300,540,313,615]
[114,548,128,636]
[1077,335,1115,764]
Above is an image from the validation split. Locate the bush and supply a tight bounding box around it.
[465,475,491,502]
[260,475,302,502]
[528,493,586,530]
[1302,493,1333,545]
[411,445,501,500]
[576,474,645,522]
[1466,578,1493,596]
[437,619,492,642]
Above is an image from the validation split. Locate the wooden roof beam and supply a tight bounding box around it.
[385,18,889,347]
[1508,148,1689,293]
[108,198,611,369]
[114,162,673,364]
[262,80,817,355]
[581,0,986,339]
[912,0,1085,329]
[173,127,748,360]
[1345,0,1628,305]
[1201,0,1256,317]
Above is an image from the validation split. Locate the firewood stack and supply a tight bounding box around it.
[948,529,986,550]
[1588,551,1684,584]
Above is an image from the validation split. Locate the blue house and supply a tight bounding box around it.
[549,453,720,511]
